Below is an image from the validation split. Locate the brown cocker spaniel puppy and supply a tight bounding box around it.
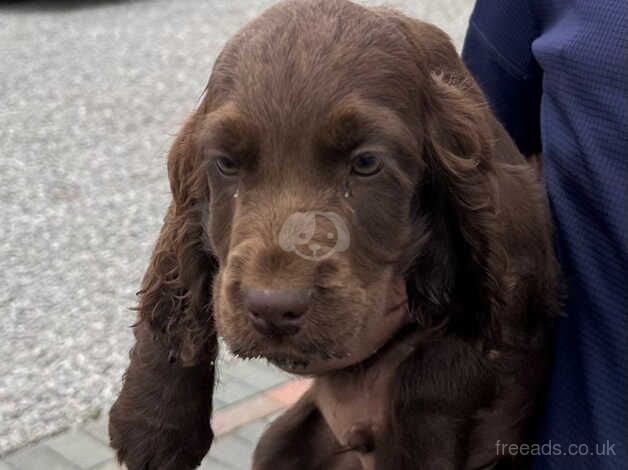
[109,1,560,469]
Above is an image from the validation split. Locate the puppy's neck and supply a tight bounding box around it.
[312,324,427,467]
[338,323,423,377]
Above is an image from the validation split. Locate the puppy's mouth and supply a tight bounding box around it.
[265,312,413,374]
[225,297,411,375]
[228,339,352,375]
[264,354,311,371]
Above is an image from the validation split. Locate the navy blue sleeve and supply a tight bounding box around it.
[462,0,543,155]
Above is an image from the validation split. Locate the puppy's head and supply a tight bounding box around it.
[168,0,502,373]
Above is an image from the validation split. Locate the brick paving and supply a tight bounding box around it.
[1,355,308,470]
[3,412,280,470]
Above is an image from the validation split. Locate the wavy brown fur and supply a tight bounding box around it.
[109,1,560,469]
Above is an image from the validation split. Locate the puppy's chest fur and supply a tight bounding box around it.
[312,330,423,469]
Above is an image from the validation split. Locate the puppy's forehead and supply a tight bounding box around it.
[201,95,415,152]
[206,0,422,131]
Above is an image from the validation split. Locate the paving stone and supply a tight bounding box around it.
[207,435,254,470]
[5,444,80,470]
[220,360,291,390]
[214,378,258,406]
[90,460,124,470]
[212,394,283,437]
[82,418,110,445]
[265,379,311,406]
[200,456,236,470]
[234,418,270,445]
[45,431,114,469]
[213,398,229,411]
[263,410,286,423]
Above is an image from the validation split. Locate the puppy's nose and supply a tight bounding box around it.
[244,288,310,336]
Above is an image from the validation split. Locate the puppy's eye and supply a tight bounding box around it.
[351,152,383,176]
[216,156,239,176]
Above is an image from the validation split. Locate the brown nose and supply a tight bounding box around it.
[244,288,310,336]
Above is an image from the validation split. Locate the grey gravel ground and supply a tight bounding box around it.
[0,0,474,454]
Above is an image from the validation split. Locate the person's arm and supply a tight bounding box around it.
[462,0,543,156]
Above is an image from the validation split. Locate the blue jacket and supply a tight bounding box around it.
[462,1,627,468]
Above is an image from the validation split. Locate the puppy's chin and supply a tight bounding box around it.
[222,339,355,376]
[266,354,352,376]
[222,300,412,376]
[230,347,369,376]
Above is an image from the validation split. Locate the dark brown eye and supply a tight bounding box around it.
[216,156,239,176]
[351,152,382,176]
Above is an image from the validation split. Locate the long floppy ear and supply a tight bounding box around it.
[143,113,218,366]
[390,15,509,340]
[109,116,218,470]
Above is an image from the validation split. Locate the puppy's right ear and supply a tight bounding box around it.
[109,115,219,470]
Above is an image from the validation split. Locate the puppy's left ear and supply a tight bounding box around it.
[419,69,508,333]
[388,14,509,338]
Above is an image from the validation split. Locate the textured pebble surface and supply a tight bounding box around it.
[0,0,473,453]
